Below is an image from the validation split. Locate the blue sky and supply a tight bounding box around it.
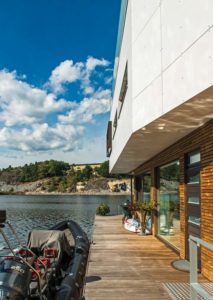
[0,0,121,168]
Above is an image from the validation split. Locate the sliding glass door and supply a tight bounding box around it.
[157,161,180,249]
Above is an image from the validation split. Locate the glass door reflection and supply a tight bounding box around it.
[157,161,180,250]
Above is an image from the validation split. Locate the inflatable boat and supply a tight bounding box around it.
[0,210,89,300]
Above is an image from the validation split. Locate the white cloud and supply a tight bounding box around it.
[48,56,110,95]
[59,88,111,124]
[0,70,73,126]
[0,135,107,168]
[83,86,94,95]
[0,56,112,162]
[86,56,109,71]
[48,60,84,94]
[82,56,110,95]
[0,123,84,153]
[104,76,113,85]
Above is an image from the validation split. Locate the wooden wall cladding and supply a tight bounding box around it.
[134,120,213,281]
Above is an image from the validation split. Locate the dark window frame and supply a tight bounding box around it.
[118,63,128,118]
[185,149,201,264]
[185,149,201,184]
[112,110,118,139]
[156,160,180,250]
[106,121,112,157]
[156,159,180,189]
[141,173,151,203]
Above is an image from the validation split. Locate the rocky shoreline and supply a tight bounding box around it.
[0,178,131,196]
[0,191,130,196]
[25,191,131,196]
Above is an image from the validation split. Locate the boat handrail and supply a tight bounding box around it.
[189,235,213,300]
[7,221,25,248]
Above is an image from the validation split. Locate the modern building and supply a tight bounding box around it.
[107,0,213,281]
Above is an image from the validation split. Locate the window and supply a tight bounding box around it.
[188,196,199,205]
[157,160,180,249]
[134,176,142,202]
[118,63,128,117]
[113,111,118,138]
[186,150,201,184]
[185,150,201,262]
[106,121,112,157]
[186,151,201,226]
[142,173,152,232]
[142,173,151,203]
[188,216,200,226]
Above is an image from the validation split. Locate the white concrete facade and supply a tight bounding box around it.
[109,0,213,173]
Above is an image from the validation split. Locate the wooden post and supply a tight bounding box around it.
[130,175,133,205]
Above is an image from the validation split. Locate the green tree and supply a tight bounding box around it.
[96,161,110,178]
[81,165,93,180]
[74,165,93,182]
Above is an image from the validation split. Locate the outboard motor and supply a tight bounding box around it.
[0,210,32,300]
[0,257,32,300]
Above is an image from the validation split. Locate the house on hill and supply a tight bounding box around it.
[71,163,101,172]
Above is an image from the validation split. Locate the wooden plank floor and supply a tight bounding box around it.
[84,215,190,300]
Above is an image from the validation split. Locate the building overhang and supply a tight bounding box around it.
[110,86,213,174]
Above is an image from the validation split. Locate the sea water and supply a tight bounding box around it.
[0,194,127,249]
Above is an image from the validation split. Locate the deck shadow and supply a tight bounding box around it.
[86,275,102,283]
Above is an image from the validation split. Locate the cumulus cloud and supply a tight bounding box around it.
[0,69,73,126]
[48,56,110,95]
[85,56,109,71]
[58,88,111,124]
[0,123,84,152]
[104,76,113,84]
[0,55,112,157]
[83,86,94,95]
[48,60,84,94]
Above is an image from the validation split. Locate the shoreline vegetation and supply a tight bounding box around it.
[0,160,130,196]
[0,191,130,196]
[28,191,130,196]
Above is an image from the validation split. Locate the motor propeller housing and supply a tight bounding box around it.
[0,257,32,300]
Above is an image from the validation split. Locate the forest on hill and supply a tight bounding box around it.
[0,160,128,194]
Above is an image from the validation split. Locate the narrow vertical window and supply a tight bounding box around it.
[185,150,201,266]
[106,121,112,157]
[118,63,128,117]
[142,173,151,203]
[113,111,118,138]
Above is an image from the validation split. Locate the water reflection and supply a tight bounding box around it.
[0,194,126,249]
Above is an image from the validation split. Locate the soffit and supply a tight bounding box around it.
[111,86,213,174]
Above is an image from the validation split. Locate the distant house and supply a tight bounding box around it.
[71,163,101,172]
[107,0,213,281]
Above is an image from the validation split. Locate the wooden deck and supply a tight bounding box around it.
[84,215,190,300]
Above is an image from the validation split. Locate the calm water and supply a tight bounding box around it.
[0,194,128,249]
